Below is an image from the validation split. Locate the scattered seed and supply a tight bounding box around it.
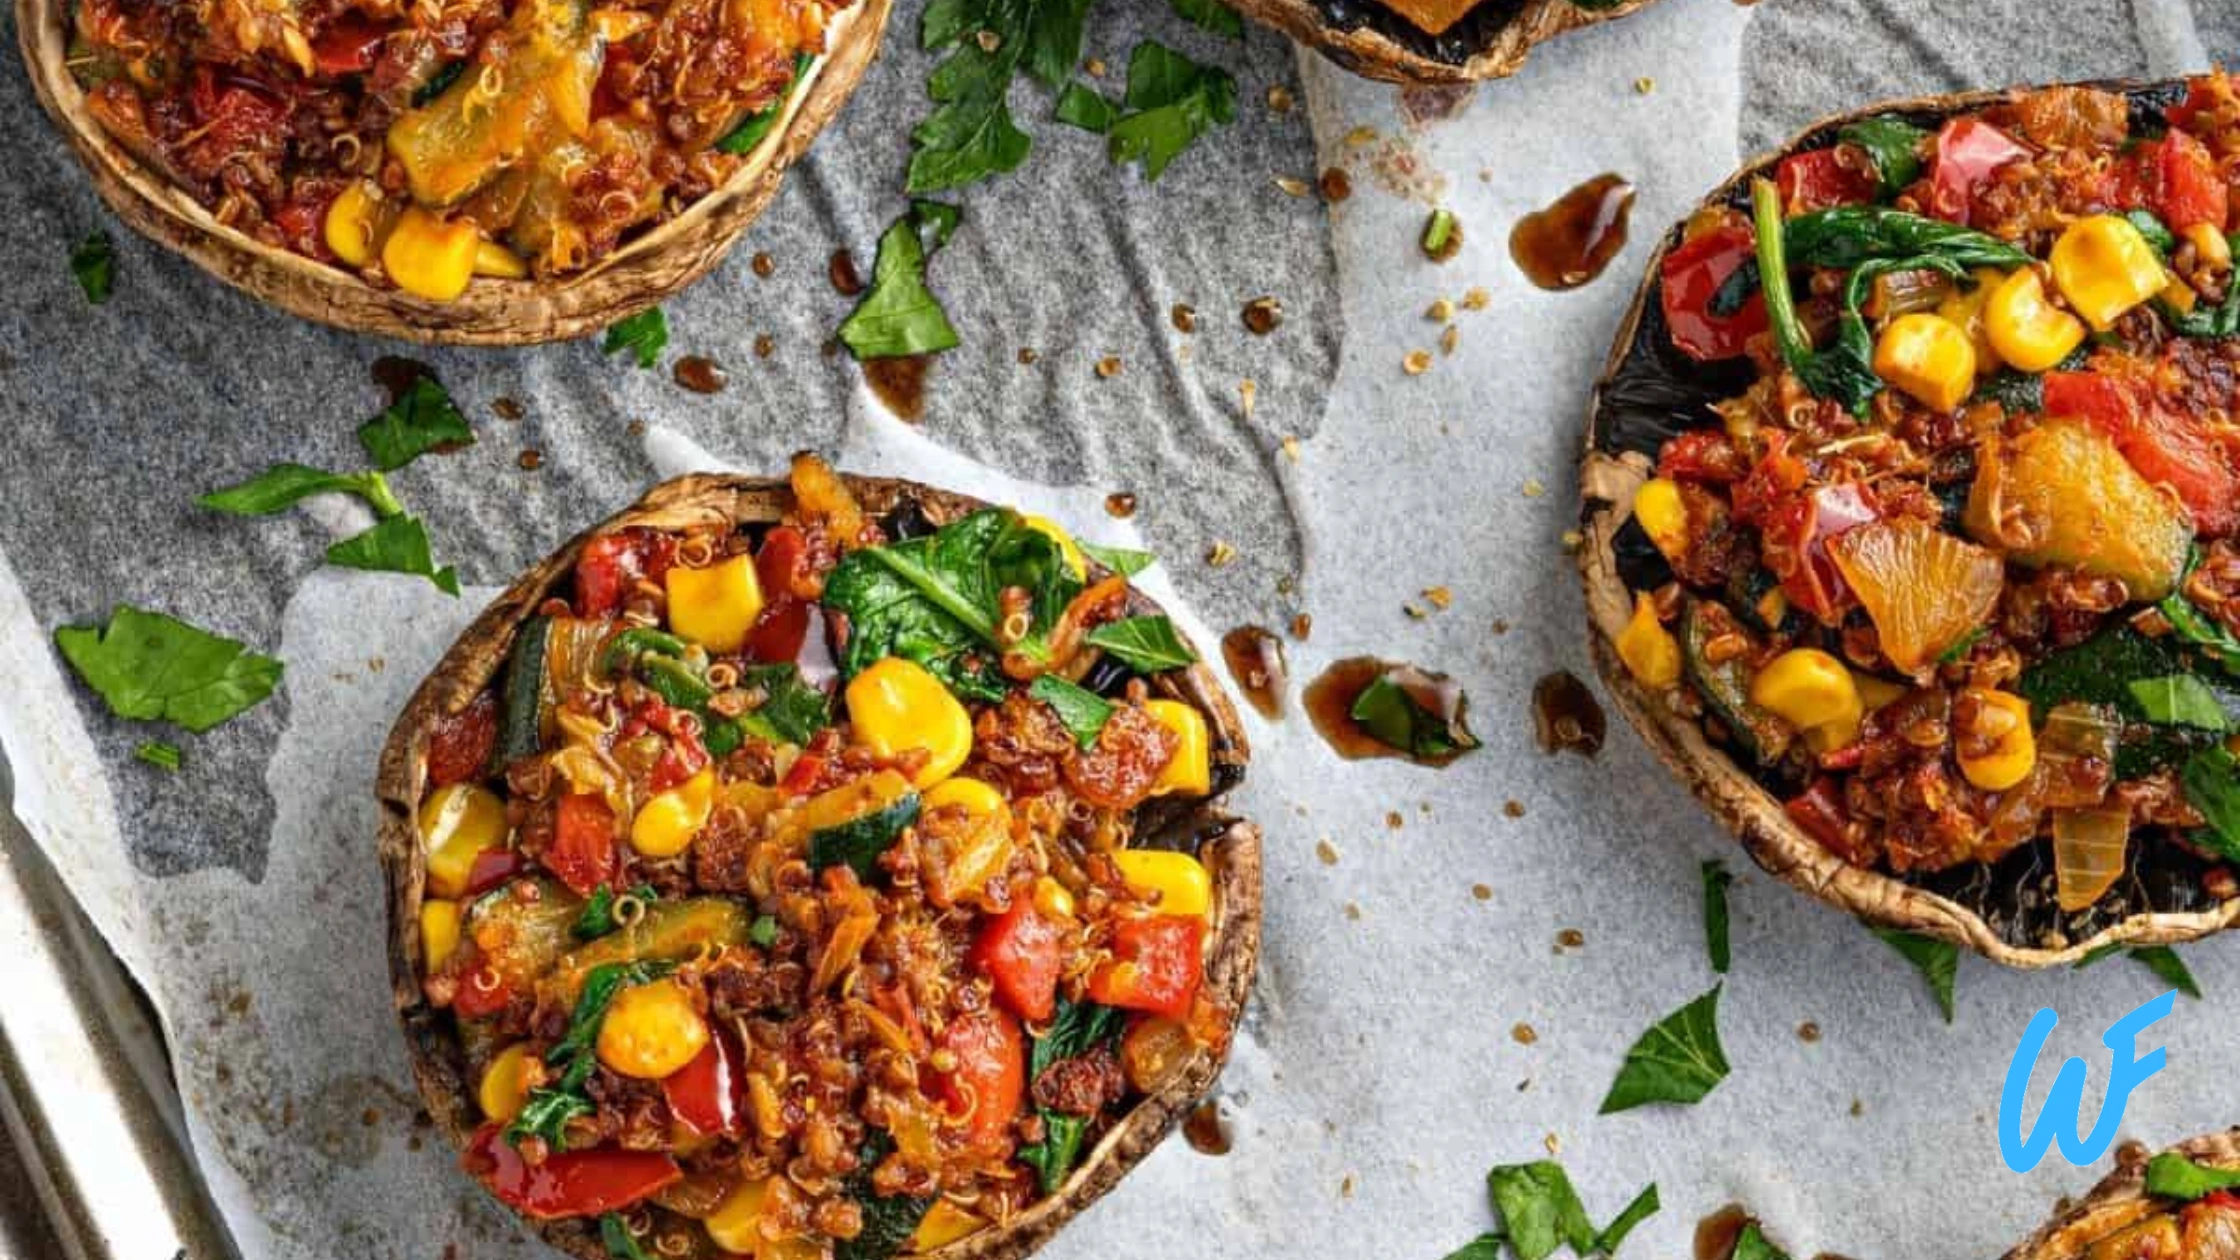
[492,397,525,421]
[1206,540,1237,568]
[1424,586,1452,609]
[1634,76,1655,94]
[751,251,775,278]
[1171,303,1198,333]
[1556,928,1585,949]
[974,28,1001,51]
[1440,324,1460,356]
[1511,1023,1538,1045]
[518,448,543,470]
[754,334,776,358]
[1522,478,1546,498]
[1503,799,1525,818]
[1085,55,1106,77]
[1385,811,1403,830]
[1421,208,1462,262]
[1281,434,1301,462]
[1275,175,1310,198]
[1095,355,1123,378]
[1319,167,1352,202]
[1343,901,1362,921]
[1543,1133,1561,1156]
[1425,297,1454,322]
[1316,839,1340,866]
[1105,492,1138,518]
[1462,286,1490,310]
[1402,349,1432,375]
[1266,84,1294,113]
[1471,883,1493,901]
[1850,1099,1865,1117]
[625,418,647,436]
[1242,296,1284,335]
[1018,347,1040,365]
[1403,603,1425,620]
[1240,378,1258,419]
[1343,125,1377,147]
[1341,1176,1356,1198]
[1492,619,1511,635]
[1799,1021,1823,1043]
[1289,612,1313,640]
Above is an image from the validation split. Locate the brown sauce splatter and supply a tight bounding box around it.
[1509,173,1635,290]
[829,249,865,296]
[1182,1099,1231,1155]
[1532,670,1605,757]
[1242,296,1284,335]
[370,355,435,403]
[673,356,729,394]
[1104,492,1138,519]
[1304,657,1475,767]
[491,396,525,421]
[1220,625,1288,719]
[1170,304,1197,333]
[1398,82,1477,126]
[1695,1205,1752,1260]
[863,355,930,421]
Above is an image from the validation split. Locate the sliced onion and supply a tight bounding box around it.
[2052,805,2131,911]
[2039,702,2119,808]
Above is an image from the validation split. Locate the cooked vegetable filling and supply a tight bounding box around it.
[70,0,845,296]
[1622,76,2240,915]
[415,457,1234,1257]
[2065,1154,2240,1260]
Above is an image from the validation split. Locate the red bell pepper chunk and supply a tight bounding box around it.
[1659,224,1768,362]
[1758,483,1878,625]
[2045,371,2239,536]
[311,16,385,76]
[662,1028,744,1136]
[1925,118,2030,225]
[1776,148,1877,214]
[462,848,528,898]
[545,793,620,897]
[1086,914,1203,1020]
[1785,777,1852,856]
[971,904,1063,1022]
[575,529,678,618]
[1657,430,1747,484]
[466,1125,681,1219]
[451,963,513,1019]
[933,1009,1026,1151]
[427,692,499,787]
[2203,1190,2240,1213]
[2156,128,2228,231]
[755,526,820,602]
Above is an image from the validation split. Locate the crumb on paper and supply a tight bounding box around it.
[1543,1133,1561,1156]
[1521,478,1545,498]
[1556,928,1585,950]
[1266,84,1293,113]
[1425,297,1454,322]
[1385,811,1403,830]
[1423,586,1451,609]
[1205,540,1237,568]
[1560,529,1584,550]
[1403,350,1432,375]
[1276,175,1310,198]
[1343,126,1378,147]
[1471,883,1493,901]
[1503,799,1525,818]
[1462,287,1490,310]
[1634,76,1655,94]
[1440,325,1460,356]
[1095,355,1123,379]
[1240,379,1258,419]
[1511,1022,1538,1045]
[1404,603,1425,620]
[1085,55,1106,77]
[1492,618,1511,634]
[1290,612,1313,640]
[1281,434,1300,462]
[1316,839,1340,866]
[1344,901,1362,921]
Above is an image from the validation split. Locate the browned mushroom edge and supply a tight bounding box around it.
[374,472,1263,1259]
[2001,1129,2240,1260]
[1226,0,1655,86]
[14,0,890,346]
[1576,78,2240,968]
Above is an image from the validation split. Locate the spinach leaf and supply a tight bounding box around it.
[1783,206,2032,272]
[600,1213,656,1260]
[1030,674,1113,746]
[71,230,115,303]
[2018,627,2240,777]
[2145,1152,2240,1201]
[1081,542,1157,576]
[2128,675,2228,730]
[2181,745,2240,862]
[908,0,1092,192]
[55,605,282,733]
[1018,998,1125,1191]
[1874,928,1958,1023]
[1486,1162,1596,1259]
[1732,1224,1794,1260]
[1168,0,1243,36]
[1107,43,1236,181]
[327,515,461,596]
[573,884,657,940]
[1594,1183,1661,1254]
[837,201,962,360]
[738,663,833,746]
[2125,208,2178,256]
[1835,117,1927,197]
[507,960,674,1149]
[1054,82,1120,133]
[836,1132,933,1260]
[716,53,813,154]
[2167,290,2240,338]
[1598,986,1729,1113]
[2130,946,2202,999]
[134,740,182,771]
[200,463,404,519]
[412,60,465,106]
[1084,615,1194,672]
[1020,1111,1089,1193]
[358,375,474,470]
[1701,860,1733,974]
[602,307,668,369]
[1972,369,2044,413]
[2159,549,2240,671]
[1437,1235,1507,1260]
[1707,256,1760,317]
[1351,674,1480,760]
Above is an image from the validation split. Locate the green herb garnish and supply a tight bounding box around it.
[1084,615,1194,672]
[907,0,1092,192]
[1351,673,1480,761]
[2181,745,2240,862]
[1018,999,1125,1191]
[2130,946,2202,998]
[750,914,780,947]
[134,740,182,771]
[199,464,404,519]
[1874,928,1958,1023]
[55,606,282,733]
[600,1213,656,1260]
[2145,1152,2240,1201]
[1701,860,1732,974]
[837,200,963,361]
[602,307,669,370]
[573,884,658,940]
[717,53,814,154]
[71,230,115,304]
[1168,0,1243,36]
[1422,207,1460,261]
[1732,1223,1793,1260]
[1081,542,1157,576]
[507,960,674,1149]
[1485,1160,1659,1259]
[326,515,460,596]
[1835,117,1927,197]
[2127,675,2229,730]
[1598,986,1729,1114]
[1054,81,1120,133]
[357,375,474,470]
[1029,674,1114,746]
[1107,42,1236,182]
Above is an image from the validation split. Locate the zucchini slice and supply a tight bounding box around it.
[498,615,552,764]
[804,772,921,881]
[1680,598,1788,766]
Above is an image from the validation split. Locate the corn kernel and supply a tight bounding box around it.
[420,783,509,898]
[1032,875,1077,921]
[1615,593,1681,690]
[1958,688,2035,791]
[1934,268,2006,370]
[420,898,461,969]
[1630,478,1688,560]
[1984,267,2088,372]
[595,978,710,1080]
[846,658,973,788]
[1113,849,1212,918]
[478,1043,537,1122]
[473,238,529,279]
[665,554,765,654]
[323,181,387,268]
[1750,649,1864,745]
[2160,275,2199,316]
[910,1201,987,1251]
[2185,222,2233,272]
[381,207,479,303]
[1022,514,1087,580]
[631,767,716,858]
[1142,699,1211,796]
[703,1178,770,1254]
[2050,215,2168,331]
[1872,312,1976,413]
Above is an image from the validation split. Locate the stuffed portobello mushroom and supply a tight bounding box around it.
[18,0,885,341]
[2005,1129,2240,1260]
[376,457,1260,1259]
[1580,76,2240,965]
[1228,0,1655,86]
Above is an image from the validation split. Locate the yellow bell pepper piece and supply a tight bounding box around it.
[910,1200,987,1251]
[922,775,1009,821]
[420,898,462,969]
[1749,649,1863,751]
[1852,670,1907,713]
[1614,593,1681,690]
[1032,875,1077,922]
[1934,267,2005,371]
[631,767,716,858]
[1957,688,2035,791]
[421,783,510,898]
[473,238,529,279]
[2185,222,2233,271]
[1984,267,2087,372]
[1630,478,1688,560]
[2050,215,2168,331]
[845,658,973,788]
[323,180,387,268]
[382,207,480,302]
[704,1178,769,1254]
[920,776,1015,904]
[478,1043,538,1122]
[1113,849,1212,918]
[595,977,710,1079]
[665,554,765,655]
[1022,514,1087,580]
[1142,699,1211,796]
[1872,312,1976,413]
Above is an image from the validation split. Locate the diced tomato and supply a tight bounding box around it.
[1657,430,1747,483]
[1659,224,1768,362]
[451,963,512,1019]
[971,904,1063,1022]
[269,183,340,263]
[1925,118,2030,225]
[2205,1190,2240,1213]
[662,1029,744,1136]
[1757,483,1878,624]
[462,848,528,897]
[2045,371,2239,536]
[1086,914,1203,1020]
[428,692,499,787]
[780,751,829,796]
[755,526,820,602]
[1777,148,1877,214]
[466,1125,681,1219]
[2157,129,2228,231]
[619,698,709,792]
[746,599,810,664]
[2167,74,2238,134]
[933,1009,1025,1151]
[312,16,386,76]
[1786,778,1853,857]
[545,794,620,896]
[575,529,678,617]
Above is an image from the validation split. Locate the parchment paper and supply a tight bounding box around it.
[4,1,2240,1258]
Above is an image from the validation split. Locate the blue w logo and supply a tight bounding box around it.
[1999,989,2174,1172]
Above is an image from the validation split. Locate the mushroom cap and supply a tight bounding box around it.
[1226,0,1657,86]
